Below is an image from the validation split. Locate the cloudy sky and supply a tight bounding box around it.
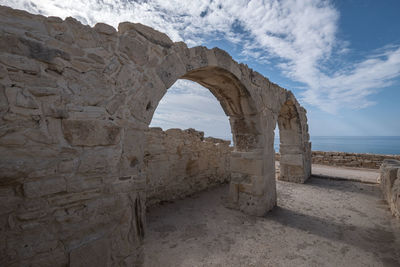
[3,0,400,139]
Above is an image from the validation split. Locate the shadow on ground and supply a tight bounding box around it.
[305,176,380,196]
[266,206,398,265]
[145,177,400,267]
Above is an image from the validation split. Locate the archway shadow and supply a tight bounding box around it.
[265,206,399,265]
[303,176,381,197]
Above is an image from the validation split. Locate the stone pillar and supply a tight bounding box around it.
[279,142,311,183]
[277,102,312,184]
[380,159,400,219]
[229,149,276,216]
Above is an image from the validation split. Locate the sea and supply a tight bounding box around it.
[274,136,400,155]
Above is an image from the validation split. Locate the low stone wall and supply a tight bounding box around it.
[276,151,400,169]
[144,128,232,206]
[311,151,400,169]
[380,160,400,218]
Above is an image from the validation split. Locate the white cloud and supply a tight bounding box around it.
[301,46,400,112]
[2,0,400,114]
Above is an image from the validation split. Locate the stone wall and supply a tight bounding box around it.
[275,151,400,169]
[311,151,400,169]
[144,128,232,206]
[380,160,400,219]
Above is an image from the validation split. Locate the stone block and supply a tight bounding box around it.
[17,209,47,221]
[279,129,301,145]
[279,144,302,154]
[77,147,121,175]
[280,153,303,166]
[105,93,125,115]
[15,90,39,109]
[58,159,78,173]
[94,23,117,35]
[230,155,263,176]
[380,160,400,219]
[391,178,400,218]
[27,248,67,267]
[118,33,148,66]
[68,106,107,120]
[65,17,100,48]
[66,175,103,193]
[28,86,59,97]
[69,237,110,267]
[0,53,41,74]
[103,56,121,75]
[21,37,71,63]
[23,177,66,198]
[0,194,22,215]
[118,22,173,47]
[6,226,59,260]
[156,53,186,88]
[63,120,121,146]
[48,189,101,207]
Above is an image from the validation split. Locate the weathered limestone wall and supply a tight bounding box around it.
[380,160,400,219]
[145,128,232,206]
[0,7,152,266]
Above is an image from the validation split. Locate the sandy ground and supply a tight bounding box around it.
[275,161,380,184]
[144,176,400,267]
[311,164,380,184]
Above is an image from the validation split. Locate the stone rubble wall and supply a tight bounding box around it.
[276,151,400,169]
[0,6,153,266]
[144,128,232,206]
[380,160,400,218]
[311,151,400,169]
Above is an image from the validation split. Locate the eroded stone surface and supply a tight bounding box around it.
[380,160,400,218]
[145,127,232,206]
[63,119,121,146]
[0,5,311,266]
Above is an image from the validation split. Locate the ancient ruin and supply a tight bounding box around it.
[145,127,232,206]
[0,6,314,266]
[380,160,400,218]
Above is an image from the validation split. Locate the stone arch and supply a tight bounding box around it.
[185,68,263,153]
[0,7,311,265]
[140,44,280,216]
[130,35,312,215]
[157,65,261,151]
[276,95,312,183]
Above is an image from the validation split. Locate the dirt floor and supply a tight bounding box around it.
[311,164,380,183]
[144,177,400,267]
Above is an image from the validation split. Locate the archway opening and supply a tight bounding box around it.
[150,79,232,141]
[181,66,261,152]
[145,78,233,206]
[144,65,267,213]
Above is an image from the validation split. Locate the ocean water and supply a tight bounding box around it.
[274,136,400,155]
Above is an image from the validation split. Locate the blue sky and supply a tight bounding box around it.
[3,0,399,138]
